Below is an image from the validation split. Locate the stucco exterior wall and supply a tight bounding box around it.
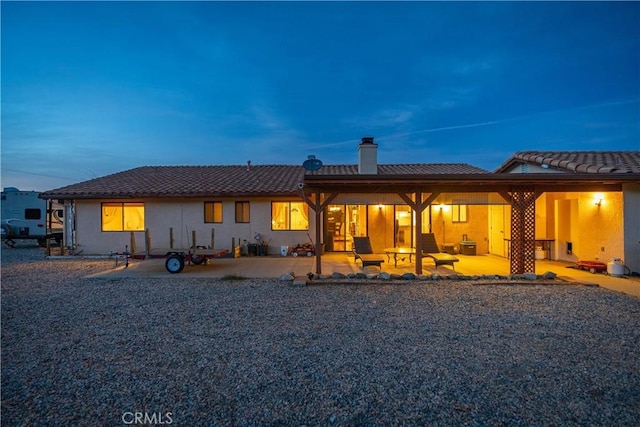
[547,191,624,263]
[73,197,316,255]
[430,205,489,254]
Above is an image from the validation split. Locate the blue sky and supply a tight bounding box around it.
[2,1,639,191]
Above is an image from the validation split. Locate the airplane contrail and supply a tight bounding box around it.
[300,98,639,149]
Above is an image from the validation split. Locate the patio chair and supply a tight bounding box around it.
[421,233,459,269]
[352,236,385,268]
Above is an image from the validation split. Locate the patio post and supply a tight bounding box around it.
[302,190,338,275]
[398,191,440,276]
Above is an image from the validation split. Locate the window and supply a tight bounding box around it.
[25,208,41,220]
[204,201,223,223]
[452,204,468,223]
[235,201,250,223]
[102,203,145,231]
[271,202,309,230]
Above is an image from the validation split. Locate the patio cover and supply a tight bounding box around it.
[302,172,640,275]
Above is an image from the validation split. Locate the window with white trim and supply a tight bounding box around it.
[102,203,145,231]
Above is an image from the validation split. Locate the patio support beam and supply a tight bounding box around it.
[302,190,339,274]
[398,191,440,275]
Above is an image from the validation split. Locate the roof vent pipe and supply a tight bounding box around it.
[358,136,378,174]
[247,160,251,171]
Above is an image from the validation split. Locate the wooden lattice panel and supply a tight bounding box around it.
[510,186,536,274]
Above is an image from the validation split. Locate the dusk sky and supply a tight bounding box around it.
[2,1,639,191]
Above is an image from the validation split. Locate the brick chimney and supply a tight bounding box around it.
[358,137,378,174]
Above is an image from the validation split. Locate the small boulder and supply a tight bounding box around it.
[401,272,416,280]
[279,273,294,281]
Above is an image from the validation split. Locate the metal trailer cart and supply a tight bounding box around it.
[164,249,230,273]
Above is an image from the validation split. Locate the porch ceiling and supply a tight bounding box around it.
[303,173,640,194]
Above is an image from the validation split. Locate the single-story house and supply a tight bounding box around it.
[40,139,640,275]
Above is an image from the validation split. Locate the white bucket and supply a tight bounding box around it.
[280,246,289,256]
[535,247,545,260]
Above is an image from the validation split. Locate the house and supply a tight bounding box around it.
[40,140,640,275]
[40,164,312,256]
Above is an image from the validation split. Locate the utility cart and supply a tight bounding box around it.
[573,260,608,274]
[164,249,230,273]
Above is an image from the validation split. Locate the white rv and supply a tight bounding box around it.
[1,187,63,247]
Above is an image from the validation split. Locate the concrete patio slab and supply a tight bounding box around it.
[88,251,640,297]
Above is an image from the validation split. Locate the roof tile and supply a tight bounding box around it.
[495,151,640,174]
[41,162,489,199]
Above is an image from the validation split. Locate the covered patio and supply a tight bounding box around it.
[302,172,640,276]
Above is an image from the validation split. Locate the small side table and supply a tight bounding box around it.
[383,247,416,267]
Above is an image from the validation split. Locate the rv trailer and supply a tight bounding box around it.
[1,187,64,247]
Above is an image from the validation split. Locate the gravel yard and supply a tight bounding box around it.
[2,246,639,426]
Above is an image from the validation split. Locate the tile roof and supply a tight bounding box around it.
[41,165,307,199]
[495,151,640,174]
[41,163,488,199]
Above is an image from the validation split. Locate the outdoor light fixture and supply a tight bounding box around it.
[594,193,604,206]
[595,198,603,206]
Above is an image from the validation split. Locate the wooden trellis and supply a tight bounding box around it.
[510,186,537,274]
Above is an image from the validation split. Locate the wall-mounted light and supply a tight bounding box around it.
[594,193,604,206]
[377,204,383,210]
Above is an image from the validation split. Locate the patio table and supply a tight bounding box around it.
[383,247,416,267]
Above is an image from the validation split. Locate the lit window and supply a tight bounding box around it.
[204,201,223,223]
[102,203,145,231]
[235,201,250,223]
[271,202,308,230]
[452,205,468,223]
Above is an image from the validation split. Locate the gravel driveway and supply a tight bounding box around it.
[2,246,639,426]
